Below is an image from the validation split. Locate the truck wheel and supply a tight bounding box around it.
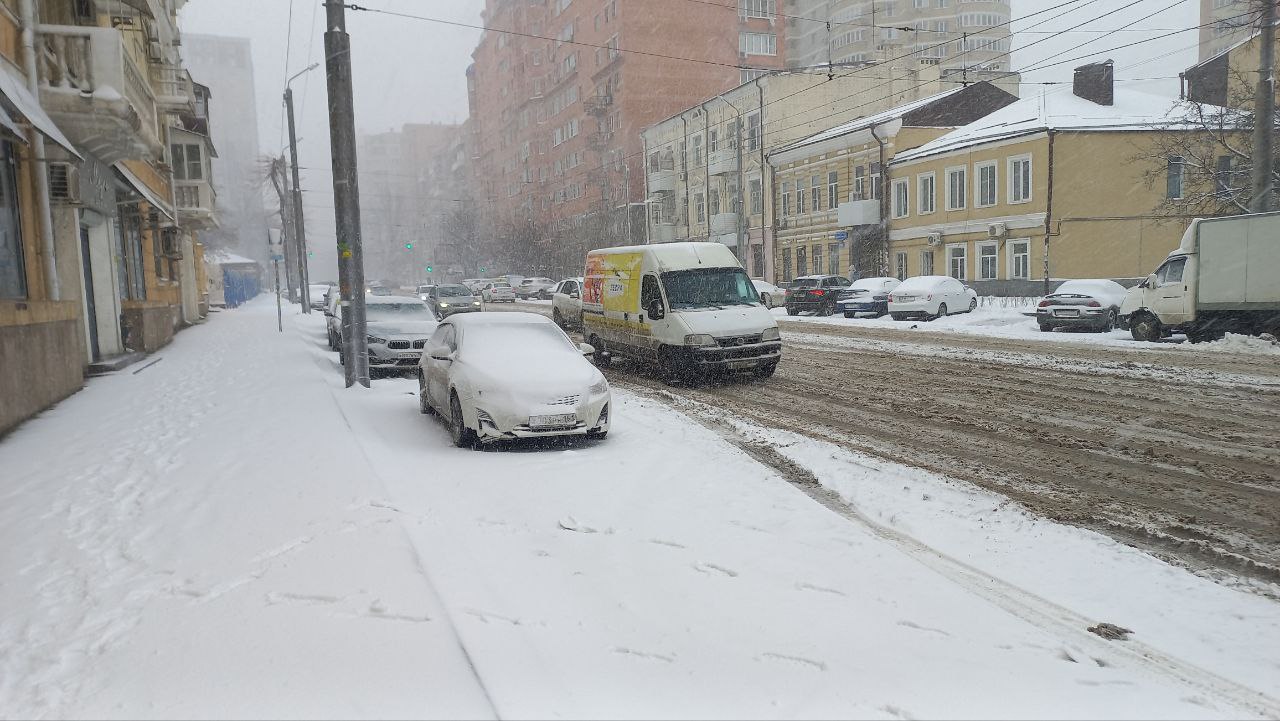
[754,362,778,379]
[786,307,799,316]
[553,308,565,329]
[1039,323,1053,333]
[890,313,905,321]
[589,335,611,368]
[1130,314,1161,343]
[658,346,686,386]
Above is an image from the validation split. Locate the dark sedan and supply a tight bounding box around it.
[424,284,483,318]
[784,275,851,316]
[1037,279,1128,332]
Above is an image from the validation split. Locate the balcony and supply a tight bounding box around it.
[708,147,737,176]
[837,199,880,227]
[151,64,194,113]
[710,212,739,236]
[648,168,677,192]
[36,25,163,164]
[175,179,217,229]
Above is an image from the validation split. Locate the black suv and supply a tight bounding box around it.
[785,275,851,316]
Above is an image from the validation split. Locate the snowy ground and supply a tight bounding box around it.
[1,297,1278,719]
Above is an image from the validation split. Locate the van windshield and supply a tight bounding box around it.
[660,268,759,310]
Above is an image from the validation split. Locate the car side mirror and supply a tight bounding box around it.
[578,342,595,357]
[429,348,453,362]
[647,299,665,320]
[1142,273,1156,289]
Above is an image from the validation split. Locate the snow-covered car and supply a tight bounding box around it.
[785,275,852,316]
[416,284,435,301]
[836,277,901,318]
[362,297,439,374]
[418,312,610,448]
[552,277,585,329]
[480,282,516,303]
[888,276,977,321]
[308,283,333,311]
[515,277,557,299]
[1037,278,1128,333]
[461,278,485,292]
[324,290,343,350]
[752,279,786,308]
[425,284,482,318]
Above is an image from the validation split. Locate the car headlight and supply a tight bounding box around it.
[472,301,481,306]
[367,335,387,345]
[590,377,609,394]
[684,333,716,347]
[761,327,781,342]
[439,302,450,307]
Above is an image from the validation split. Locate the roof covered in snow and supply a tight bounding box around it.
[771,86,968,156]
[893,86,1202,164]
[206,249,259,266]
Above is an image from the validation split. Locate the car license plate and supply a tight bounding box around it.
[399,352,420,359]
[727,360,755,370]
[897,295,916,302]
[529,413,576,429]
[1056,309,1080,317]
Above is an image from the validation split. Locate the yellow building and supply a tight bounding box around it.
[766,82,1018,282]
[887,63,1201,295]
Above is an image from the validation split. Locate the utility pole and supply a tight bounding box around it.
[285,80,314,313]
[325,1,369,388]
[1251,0,1276,213]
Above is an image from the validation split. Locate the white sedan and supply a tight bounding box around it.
[751,279,787,308]
[888,275,978,321]
[418,313,611,448]
[480,282,516,303]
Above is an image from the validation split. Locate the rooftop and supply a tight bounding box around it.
[771,86,968,156]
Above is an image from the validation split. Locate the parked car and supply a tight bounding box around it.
[516,276,557,300]
[552,277,585,329]
[836,277,901,318]
[416,284,435,301]
[308,283,333,311]
[324,289,343,350]
[784,275,852,316]
[752,279,787,308]
[480,281,516,303]
[501,274,526,290]
[425,284,482,318]
[461,278,485,292]
[888,276,978,321]
[419,312,610,447]
[362,297,439,375]
[1037,279,1128,333]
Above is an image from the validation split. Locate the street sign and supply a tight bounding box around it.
[834,230,848,241]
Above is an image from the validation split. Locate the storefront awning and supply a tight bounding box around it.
[114,164,175,221]
[0,65,81,158]
[0,103,23,141]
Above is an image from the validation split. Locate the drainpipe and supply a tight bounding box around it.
[701,100,711,241]
[755,77,768,280]
[681,114,690,239]
[21,0,58,300]
[1043,129,1056,296]
[870,122,889,277]
[642,135,650,244]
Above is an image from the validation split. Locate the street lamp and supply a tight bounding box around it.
[284,62,320,313]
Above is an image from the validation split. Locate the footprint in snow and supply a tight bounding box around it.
[795,582,846,596]
[692,562,738,578]
[613,647,675,663]
[896,620,951,637]
[559,516,612,534]
[758,652,826,671]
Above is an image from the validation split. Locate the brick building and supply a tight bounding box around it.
[466,0,788,271]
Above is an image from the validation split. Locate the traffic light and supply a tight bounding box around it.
[479,266,486,273]
[404,242,413,250]
[307,251,314,258]
[425,265,433,273]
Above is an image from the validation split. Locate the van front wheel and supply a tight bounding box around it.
[1130,314,1162,343]
[589,335,611,368]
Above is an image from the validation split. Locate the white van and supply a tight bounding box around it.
[582,242,782,381]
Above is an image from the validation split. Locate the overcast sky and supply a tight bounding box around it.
[176,0,1205,277]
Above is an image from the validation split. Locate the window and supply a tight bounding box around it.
[709,187,721,216]
[117,202,146,300]
[891,178,909,218]
[797,185,807,214]
[918,172,936,214]
[870,163,882,200]
[0,141,25,299]
[976,161,997,207]
[1157,256,1186,285]
[812,245,823,275]
[1167,156,1185,199]
[947,243,967,280]
[811,175,822,212]
[782,247,793,281]
[921,249,935,276]
[709,128,718,153]
[1009,155,1031,203]
[828,171,839,209]
[1008,239,1029,279]
[641,274,663,314]
[739,31,777,56]
[946,166,966,210]
[828,243,841,277]
[749,178,762,215]
[780,181,791,216]
[171,143,204,181]
[1215,155,1233,197]
[747,113,760,151]
[695,192,706,223]
[978,241,998,280]
[796,246,807,276]
[752,244,765,277]
[740,0,778,20]
[692,135,703,165]
[895,251,908,281]
[853,166,865,200]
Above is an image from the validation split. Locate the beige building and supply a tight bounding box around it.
[1198,0,1254,63]
[767,82,1017,282]
[887,63,1200,296]
[641,62,1018,280]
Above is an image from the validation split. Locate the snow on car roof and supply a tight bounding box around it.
[446,311,550,326]
[897,275,955,290]
[365,296,427,305]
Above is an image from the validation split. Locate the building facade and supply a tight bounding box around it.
[1198,0,1254,63]
[467,0,789,271]
[787,0,1013,83]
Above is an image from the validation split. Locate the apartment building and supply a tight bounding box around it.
[1198,0,1254,63]
[787,0,1013,84]
[766,81,1017,282]
[1,0,218,435]
[467,0,788,257]
[886,63,1198,296]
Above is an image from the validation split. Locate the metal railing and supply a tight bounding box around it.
[37,25,160,142]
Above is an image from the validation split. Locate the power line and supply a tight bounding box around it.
[1017,0,1197,76]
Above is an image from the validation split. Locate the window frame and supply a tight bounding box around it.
[0,140,27,299]
[891,177,909,219]
[1007,238,1030,280]
[895,251,908,281]
[946,165,967,211]
[977,240,999,281]
[1008,154,1032,205]
[917,171,936,215]
[920,248,935,276]
[974,160,998,208]
[946,242,967,281]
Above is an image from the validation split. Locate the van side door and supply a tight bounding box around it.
[639,274,669,360]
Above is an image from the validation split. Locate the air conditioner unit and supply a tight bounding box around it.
[926,232,943,247]
[148,41,163,62]
[48,163,81,204]
[987,222,1008,239]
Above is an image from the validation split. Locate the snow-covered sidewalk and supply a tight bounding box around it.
[1,297,1277,719]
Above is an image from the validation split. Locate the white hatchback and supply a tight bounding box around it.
[419,313,611,448]
[888,275,977,321]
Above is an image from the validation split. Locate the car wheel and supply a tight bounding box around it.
[968,298,978,313]
[754,362,777,379]
[658,346,685,386]
[589,335,611,368]
[553,308,565,328]
[844,311,855,318]
[933,303,948,320]
[786,307,799,316]
[1130,313,1161,343]
[1039,323,1053,333]
[817,303,834,317]
[1101,310,1117,332]
[890,313,905,321]
[418,372,433,415]
[449,392,477,449]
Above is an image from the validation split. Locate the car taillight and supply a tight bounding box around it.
[1086,300,1101,307]
[1038,299,1054,307]
[811,289,825,296]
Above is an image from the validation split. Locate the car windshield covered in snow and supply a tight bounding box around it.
[660,268,759,309]
[364,301,434,321]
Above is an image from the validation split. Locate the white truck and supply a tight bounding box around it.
[582,242,782,382]
[1120,212,1280,343]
